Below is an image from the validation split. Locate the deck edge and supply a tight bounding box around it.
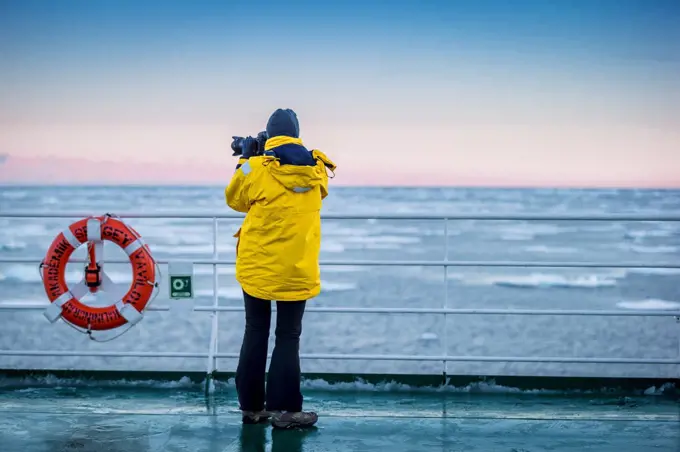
[0,368,677,395]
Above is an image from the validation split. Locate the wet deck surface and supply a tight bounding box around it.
[0,381,678,451]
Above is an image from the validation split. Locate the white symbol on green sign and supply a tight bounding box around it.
[170,275,193,299]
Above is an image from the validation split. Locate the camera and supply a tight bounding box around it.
[231,131,269,157]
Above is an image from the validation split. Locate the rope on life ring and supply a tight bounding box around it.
[40,214,160,339]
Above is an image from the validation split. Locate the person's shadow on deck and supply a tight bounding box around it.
[239,424,318,452]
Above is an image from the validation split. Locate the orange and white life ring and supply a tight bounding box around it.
[41,215,157,331]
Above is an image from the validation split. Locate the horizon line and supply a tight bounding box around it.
[1,182,680,191]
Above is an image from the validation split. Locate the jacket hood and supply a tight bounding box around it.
[261,136,335,194]
[266,108,300,138]
[267,159,324,193]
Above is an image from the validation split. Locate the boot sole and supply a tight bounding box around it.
[271,418,318,429]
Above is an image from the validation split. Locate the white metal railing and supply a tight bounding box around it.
[2,211,680,220]
[1,210,679,382]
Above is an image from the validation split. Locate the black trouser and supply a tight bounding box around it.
[235,290,306,412]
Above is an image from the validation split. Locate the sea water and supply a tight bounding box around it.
[0,186,679,378]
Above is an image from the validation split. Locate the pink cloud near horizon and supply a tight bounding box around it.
[1,151,679,188]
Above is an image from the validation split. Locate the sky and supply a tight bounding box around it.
[0,0,679,187]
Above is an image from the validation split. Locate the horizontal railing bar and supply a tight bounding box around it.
[0,305,164,312]
[1,256,678,269]
[2,304,679,317]
[215,353,680,365]
[0,349,674,364]
[2,210,680,221]
[0,350,207,358]
[200,306,680,316]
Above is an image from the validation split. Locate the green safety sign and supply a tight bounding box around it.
[170,275,193,299]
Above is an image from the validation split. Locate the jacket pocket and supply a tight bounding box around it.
[233,228,241,256]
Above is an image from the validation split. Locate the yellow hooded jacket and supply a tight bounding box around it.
[225,136,336,301]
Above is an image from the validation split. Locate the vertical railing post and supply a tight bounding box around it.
[212,218,220,375]
[443,218,449,384]
[676,315,680,379]
[205,217,220,395]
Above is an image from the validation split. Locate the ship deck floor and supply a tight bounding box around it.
[1,378,678,451]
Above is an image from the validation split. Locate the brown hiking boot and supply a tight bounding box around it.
[270,411,318,429]
[241,410,272,424]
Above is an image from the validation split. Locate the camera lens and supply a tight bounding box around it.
[231,137,243,155]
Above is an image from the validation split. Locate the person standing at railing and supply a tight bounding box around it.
[224,108,337,429]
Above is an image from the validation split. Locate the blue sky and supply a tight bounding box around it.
[1,0,679,186]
